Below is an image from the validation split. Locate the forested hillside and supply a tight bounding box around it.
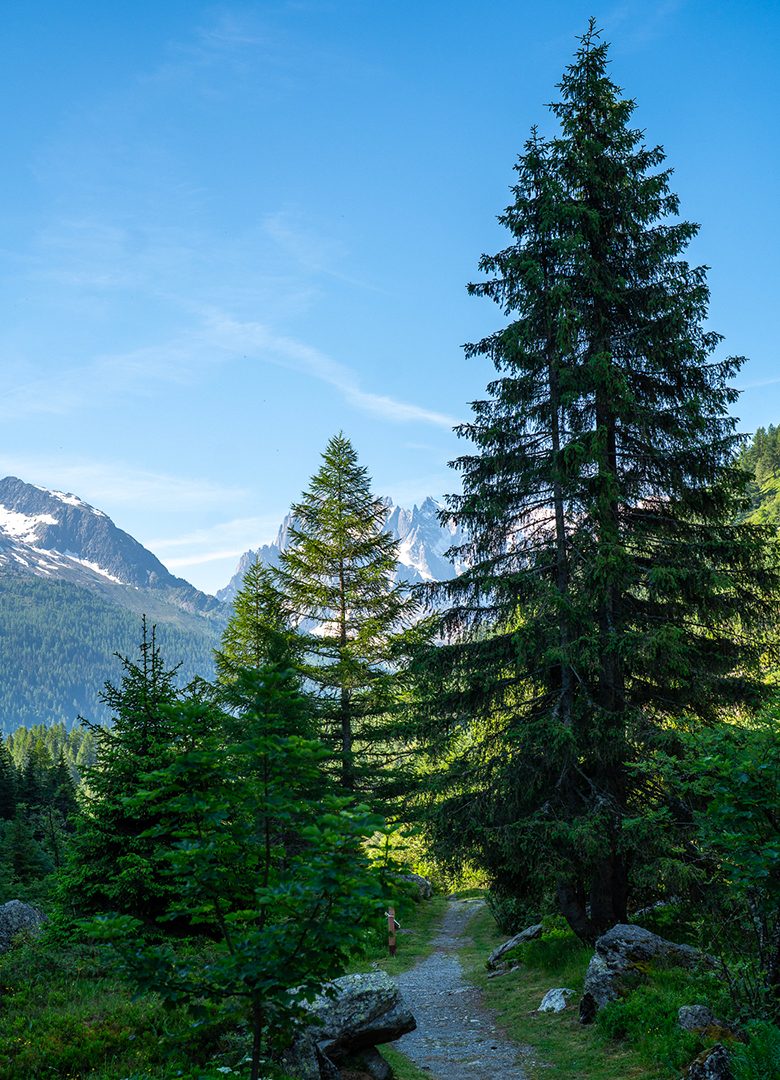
[739,423,780,525]
[0,577,220,731]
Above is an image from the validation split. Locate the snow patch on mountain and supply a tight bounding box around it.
[0,507,59,544]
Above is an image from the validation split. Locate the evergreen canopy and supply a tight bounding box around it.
[422,21,779,941]
[276,433,415,793]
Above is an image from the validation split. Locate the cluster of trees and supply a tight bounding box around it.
[4,19,780,1072]
[54,434,418,1079]
[0,577,219,730]
[0,729,79,903]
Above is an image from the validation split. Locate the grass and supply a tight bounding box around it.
[458,904,692,1080]
[381,1045,437,1080]
[347,892,449,978]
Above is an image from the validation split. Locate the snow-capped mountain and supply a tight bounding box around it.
[217,496,467,603]
[0,476,227,731]
[0,476,221,617]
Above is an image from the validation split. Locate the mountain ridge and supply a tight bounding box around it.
[217,496,466,603]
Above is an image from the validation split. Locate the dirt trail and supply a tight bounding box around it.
[394,900,529,1079]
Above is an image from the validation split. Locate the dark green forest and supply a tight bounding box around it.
[1,24,779,1080]
[0,577,220,731]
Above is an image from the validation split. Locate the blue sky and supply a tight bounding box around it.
[1,1,778,593]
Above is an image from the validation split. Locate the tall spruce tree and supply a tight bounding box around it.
[422,22,779,941]
[276,433,414,794]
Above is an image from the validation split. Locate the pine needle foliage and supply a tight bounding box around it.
[59,619,188,925]
[276,433,415,795]
[215,559,294,683]
[419,22,780,941]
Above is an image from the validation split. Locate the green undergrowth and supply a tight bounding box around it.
[0,933,293,1080]
[380,1044,436,1080]
[459,905,726,1080]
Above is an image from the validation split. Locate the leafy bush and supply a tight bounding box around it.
[486,889,540,935]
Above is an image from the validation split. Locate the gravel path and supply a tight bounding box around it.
[394,900,529,1079]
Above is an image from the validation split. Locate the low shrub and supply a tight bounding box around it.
[731,1020,780,1080]
[596,966,733,1073]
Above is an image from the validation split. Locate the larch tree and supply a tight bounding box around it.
[275,433,415,795]
[420,22,779,941]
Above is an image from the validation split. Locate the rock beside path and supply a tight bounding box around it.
[486,923,543,970]
[401,873,434,901]
[282,970,416,1080]
[579,923,708,1023]
[0,900,45,953]
[538,988,575,1013]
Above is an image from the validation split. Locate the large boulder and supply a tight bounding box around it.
[678,1005,717,1032]
[579,924,708,1023]
[486,923,543,970]
[0,900,45,953]
[282,971,416,1080]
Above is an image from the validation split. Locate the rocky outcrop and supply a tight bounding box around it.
[683,1044,733,1079]
[538,988,575,1012]
[281,970,416,1080]
[579,924,709,1023]
[0,900,45,953]
[486,923,543,970]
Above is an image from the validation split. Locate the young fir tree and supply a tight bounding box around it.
[275,433,414,795]
[59,619,184,924]
[215,559,294,683]
[421,22,779,941]
[90,665,385,1080]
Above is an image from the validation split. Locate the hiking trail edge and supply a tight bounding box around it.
[394,899,531,1079]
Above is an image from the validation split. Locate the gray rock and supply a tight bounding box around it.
[282,971,416,1080]
[683,1044,733,1080]
[678,1005,717,1032]
[538,987,575,1012]
[400,873,433,901]
[579,924,708,1023]
[0,900,45,953]
[486,923,543,970]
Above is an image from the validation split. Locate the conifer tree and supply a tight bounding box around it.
[276,433,414,794]
[423,22,779,941]
[215,560,294,683]
[60,619,185,923]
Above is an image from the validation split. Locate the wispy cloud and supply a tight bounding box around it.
[0,306,458,429]
[738,375,780,391]
[262,210,385,293]
[602,0,686,50]
[149,514,281,564]
[205,310,461,429]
